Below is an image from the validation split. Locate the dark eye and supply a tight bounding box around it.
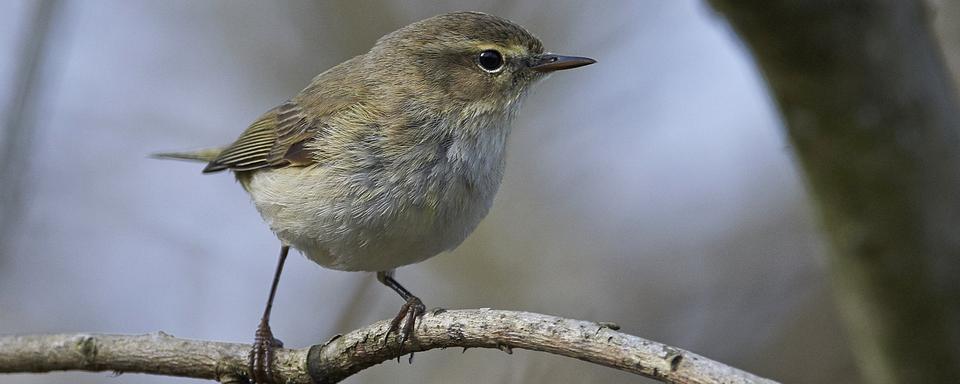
[477,50,504,72]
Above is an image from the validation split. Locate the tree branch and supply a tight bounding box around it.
[0,309,777,384]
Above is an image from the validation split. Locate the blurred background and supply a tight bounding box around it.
[1,1,958,383]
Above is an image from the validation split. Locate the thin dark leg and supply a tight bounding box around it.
[249,245,289,384]
[377,270,426,357]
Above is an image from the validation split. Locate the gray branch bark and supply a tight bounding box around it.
[706,1,960,383]
[0,309,777,384]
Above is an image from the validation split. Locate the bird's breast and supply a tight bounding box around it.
[247,115,513,272]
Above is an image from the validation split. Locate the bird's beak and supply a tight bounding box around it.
[529,53,596,72]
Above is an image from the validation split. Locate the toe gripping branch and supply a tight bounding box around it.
[377,271,426,359]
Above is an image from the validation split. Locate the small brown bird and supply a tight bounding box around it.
[156,11,593,383]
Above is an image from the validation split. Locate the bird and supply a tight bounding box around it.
[154,11,594,383]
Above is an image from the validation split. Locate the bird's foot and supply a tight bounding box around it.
[248,320,284,384]
[384,296,426,358]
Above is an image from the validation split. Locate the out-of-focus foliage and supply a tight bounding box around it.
[1,1,956,383]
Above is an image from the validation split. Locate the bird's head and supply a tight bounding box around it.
[366,12,595,116]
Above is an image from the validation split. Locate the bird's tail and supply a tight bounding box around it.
[151,148,223,163]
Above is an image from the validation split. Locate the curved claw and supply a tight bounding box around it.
[248,322,283,383]
[384,296,426,358]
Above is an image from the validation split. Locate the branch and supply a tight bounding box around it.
[0,309,777,384]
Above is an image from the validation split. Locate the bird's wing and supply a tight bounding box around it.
[203,59,361,173]
[202,102,316,173]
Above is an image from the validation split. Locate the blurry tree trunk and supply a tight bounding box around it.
[706,1,960,383]
[929,0,960,88]
[0,0,59,263]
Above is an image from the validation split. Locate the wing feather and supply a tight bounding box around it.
[202,57,362,173]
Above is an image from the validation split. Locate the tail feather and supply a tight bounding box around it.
[151,148,223,163]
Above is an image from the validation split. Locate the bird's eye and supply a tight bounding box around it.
[477,50,504,72]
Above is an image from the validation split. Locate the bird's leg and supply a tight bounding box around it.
[376,270,426,357]
[248,245,289,384]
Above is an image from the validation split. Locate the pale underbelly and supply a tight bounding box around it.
[282,203,485,271]
[245,167,494,272]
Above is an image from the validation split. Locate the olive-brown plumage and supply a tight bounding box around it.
[155,11,593,383]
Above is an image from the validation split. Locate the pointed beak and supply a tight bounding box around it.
[529,53,596,72]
